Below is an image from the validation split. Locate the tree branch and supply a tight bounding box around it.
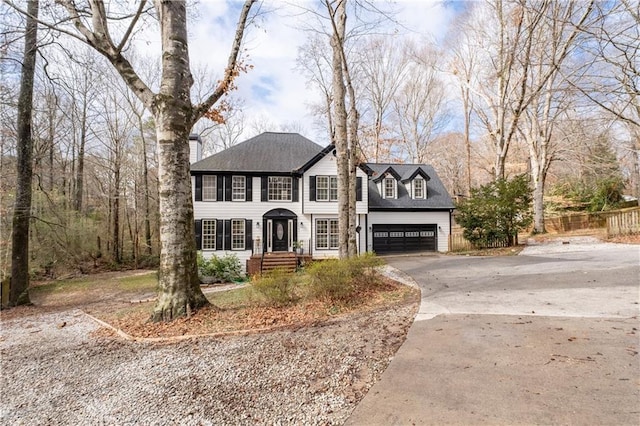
[191,0,256,124]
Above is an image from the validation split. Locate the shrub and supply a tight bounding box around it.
[456,175,533,247]
[251,268,297,306]
[307,254,383,303]
[197,253,244,283]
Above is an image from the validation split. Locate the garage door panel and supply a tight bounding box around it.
[372,224,437,254]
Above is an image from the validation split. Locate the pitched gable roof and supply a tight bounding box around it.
[372,166,402,183]
[366,163,455,210]
[190,132,324,173]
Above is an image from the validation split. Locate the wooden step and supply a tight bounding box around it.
[261,252,297,273]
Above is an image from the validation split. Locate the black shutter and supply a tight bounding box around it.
[195,175,202,201]
[225,176,232,201]
[356,177,363,201]
[215,220,223,250]
[224,219,231,250]
[245,220,252,251]
[309,176,316,201]
[246,176,252,201]
[292,177,299,202]
[261,176,268,201]
[216,175,224,201]
[195,220,202,250]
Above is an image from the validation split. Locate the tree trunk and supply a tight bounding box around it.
[151,120,209,321]
[74,94,87,212]
[150,0,209,321]
[141,125,153,256]
[329,0,350,260]
[9,0,38,307]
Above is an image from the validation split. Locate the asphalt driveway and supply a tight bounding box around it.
[347,237,640,425]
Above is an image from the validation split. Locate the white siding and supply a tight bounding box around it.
[367,211,451,252]
[303,153,368,215]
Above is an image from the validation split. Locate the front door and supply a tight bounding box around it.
[272,219,289,252]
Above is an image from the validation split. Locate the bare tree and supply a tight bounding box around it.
[6,0,258,320]
[9,0,38,306]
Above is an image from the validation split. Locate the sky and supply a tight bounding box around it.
[182,0,461,146]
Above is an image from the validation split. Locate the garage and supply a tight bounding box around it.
[372,224,437,254]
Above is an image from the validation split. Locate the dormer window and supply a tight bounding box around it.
[413,177,425,199]
[383,177,396,199]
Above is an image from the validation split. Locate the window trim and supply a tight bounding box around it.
[413,177,425,199]
[383,177,396,199]
[231,176,246,202]
[231,218,245,250]
[202,175,217,201]
[202,219,216,250]
[316,176,338,202]
[268,176,292,201]
[315,218,339,250]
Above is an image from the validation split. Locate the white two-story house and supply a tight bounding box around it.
[190,132,454,273]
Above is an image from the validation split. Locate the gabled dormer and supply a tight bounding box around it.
[373,166,402,199]
[401,168,431,200]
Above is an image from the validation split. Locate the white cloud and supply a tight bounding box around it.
[187,0,456,145]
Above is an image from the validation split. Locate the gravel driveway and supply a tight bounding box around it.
[1,288,417,425]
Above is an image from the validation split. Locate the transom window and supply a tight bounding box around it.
[268,176,292,201]
[232,176,245,201]
[202,219,216,250]
[413,178,425,199]
[202,175,216,201]
[316,176,338,201]
[231,219,245,250]
[383,177,396,199]
[316,218,339,250]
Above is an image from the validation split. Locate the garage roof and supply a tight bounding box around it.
[366,163,455,210]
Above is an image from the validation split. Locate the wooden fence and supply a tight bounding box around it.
[545,212,608,233]
[606,208,640,237]
[449,232,510,252]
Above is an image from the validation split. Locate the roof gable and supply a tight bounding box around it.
[400,167,431,183]
[191,132,324,173]
[372,166,402,183]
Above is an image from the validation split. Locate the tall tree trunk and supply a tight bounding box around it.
[9,0,38,307]
[150,1,209,321]
[74,94,87,212]
[141,124,153,256]
[329,0,350,260]
[112,150,121,264]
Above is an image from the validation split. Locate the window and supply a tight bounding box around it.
[383,177,396,199]
[329,176,338,201]
[203,176,216,201]
[202,219,216,250]
[316,218,339,250]
[413,178,425,199]
[232,176,245,201]
[268,176,292,201]
[316,176,338,201]
[231,219,245,250]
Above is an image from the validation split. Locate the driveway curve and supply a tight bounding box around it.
[347,237,639,425]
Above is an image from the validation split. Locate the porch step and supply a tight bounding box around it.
[261,252,297,274]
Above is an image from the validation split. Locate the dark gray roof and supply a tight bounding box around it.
[191,132,324,173]
[366,163,455,210]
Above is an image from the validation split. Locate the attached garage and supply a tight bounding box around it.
[372,224,437,254]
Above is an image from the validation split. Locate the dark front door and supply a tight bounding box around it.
[272,219,288,252]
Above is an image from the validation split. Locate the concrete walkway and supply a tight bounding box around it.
[347,238,640,425]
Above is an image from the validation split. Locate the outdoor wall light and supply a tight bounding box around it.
[256,222,260,228]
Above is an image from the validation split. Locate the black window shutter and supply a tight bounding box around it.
[225,176,232,201]
[245,220,252,250]
[216,175,224,201]
[292,177,299,202]
[356,177,363,201]
[261,176,268,201]
[195,175,202,201]
[309,176,316,201]
[224,219,231,250]
[195,219,202,250]
[246,176,252,201]
[215,220,223,250]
